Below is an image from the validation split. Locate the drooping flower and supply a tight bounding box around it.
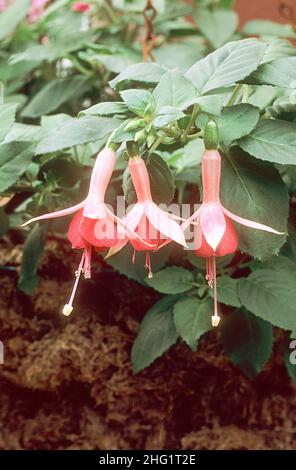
[72,1,90,13]
[107,155,187,277]
[22,147,148,314]
[184,148,283,327]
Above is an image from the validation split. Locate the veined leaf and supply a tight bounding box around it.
[221,308,273,378]
[173,298,212,351]
[120,89,156,117]
[238,269,296,331]
[153,69,197,111]
[22,77,88,118]
[210,276,241,308]
[110,63,166,90]
[248,57,296,88]
[196,8,238,48]
[239,119,296,165]
[186,39,267,94]
[243,20,295,38]
[131,295,179,373]
[220,149,288,259]
[216,104,260,146]
[0,141,36,192]
[146,267,194,294]
[0,103,18,142]
[79,101,129,117]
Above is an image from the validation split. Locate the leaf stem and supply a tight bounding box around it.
[227,84,243,106]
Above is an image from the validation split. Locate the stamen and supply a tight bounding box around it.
[145,252,153,279]
[206,257,214,288]
[211,256,221,327]
[132,249,136,264]
[62,252,85,316]
[83,245,92,279]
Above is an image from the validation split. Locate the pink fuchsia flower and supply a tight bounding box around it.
[72,1,90,12]
[107,155,187,278]
[28,0,49,23]
[184,149,283,327]
[22,147,146,315]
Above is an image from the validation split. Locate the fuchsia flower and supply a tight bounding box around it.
[22,147,147,315]
[184,149,283,327]
[28,0,49,22]
[107,155,187,277]
[72,1,90,12]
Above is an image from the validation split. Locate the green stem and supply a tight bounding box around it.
[227,84,243,106]
[183,104,199,138]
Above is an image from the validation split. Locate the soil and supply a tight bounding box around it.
[0,238,296,450]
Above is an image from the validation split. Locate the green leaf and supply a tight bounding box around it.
[21,77,87,118]
[153,69,197,111]
[18,224,48,295]
[243,20,296,38]
[216,104,260,146]
[248,57,296,88]
[0,0,30,41]
[123,153,175,205]
[162,138,204,171]
[120,89,156,117]
[173,298,212,351]
[197,8,238,48]
[239,120,296,165]
[79,101,129,117]
[220,149,288,259]
[238,269,296,330]
[186,39,267,94]
[0,103,18,142]
[146,267,194,294]
[210,276,241,308]
[36,116,120,154]
[154,106,185,127]
[0,141,35,192]
[284,340,296,384]
[0,208,9,238]
[131,295,179,373]
[221,308,273,378]
[110,63,166,90]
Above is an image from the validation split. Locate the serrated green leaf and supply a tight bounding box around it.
[110,63,166,90]
[154,106,185,127]
[248,57,296,88]
[153,69,197,111]
[0,103,18,142]
[36,116,120,154]
[131,295,179,373]
[79,101,129,117]
[146,266,194,294]
[220,149,288,259]
[216,104,260,145]
[221,308,273,378]
[120,89,156,117]
[21,77,87,118]
[186,39,267,94]
[0,0,30,41]
[197,8,238,48]
[239,119,296,165]
[18,224,47,295]
[0,141,36,192]
[238,269,296,330]
[173,298,212,351]
[210,276,241,308]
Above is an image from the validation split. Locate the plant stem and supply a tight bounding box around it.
[227,84,243,106]
[183,104,199,138]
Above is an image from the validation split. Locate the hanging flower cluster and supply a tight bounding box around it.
[23,120,282,325]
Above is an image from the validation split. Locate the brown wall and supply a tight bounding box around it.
[235,0,293,25]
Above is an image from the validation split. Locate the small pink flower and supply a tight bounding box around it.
[72,1,90,13]
[0,0,8,12]
[107,155,186,278]
[22,147,139,315]
[183,149,283,327]
[28,0,49,23]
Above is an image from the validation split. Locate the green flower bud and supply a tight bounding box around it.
[204,119,219,150]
